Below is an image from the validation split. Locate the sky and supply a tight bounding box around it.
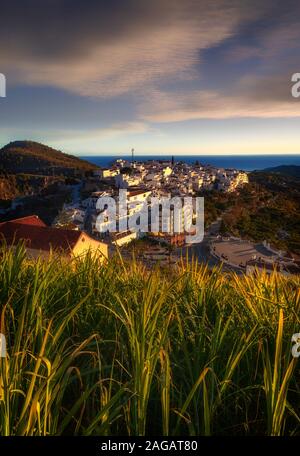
[0,0,300,156]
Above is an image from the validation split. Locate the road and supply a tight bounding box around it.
[173,214,244,273]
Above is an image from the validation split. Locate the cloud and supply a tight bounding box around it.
[223,3,300,64]
[136,1,300,123]
[140,72,300,122]
[0,121,149,154]
[46,121,149,153]
[0,0,266,98]
[1,0,300,129]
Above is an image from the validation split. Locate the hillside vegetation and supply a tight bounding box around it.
[0,141,96,175]
[0,245,299,436]
[0,171,67,201]
[207,172,300,254]
[262,165,300,179]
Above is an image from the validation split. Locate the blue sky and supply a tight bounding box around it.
[0,0,300,156]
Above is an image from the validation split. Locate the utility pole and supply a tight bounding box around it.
[131,148,134,165]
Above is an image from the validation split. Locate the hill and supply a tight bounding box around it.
[262,164,300,179]
[205,171,300,254]
[0,140,97,175]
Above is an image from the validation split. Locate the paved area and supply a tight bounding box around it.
[211,239,275,268]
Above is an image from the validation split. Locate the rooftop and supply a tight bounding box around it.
[0,216,83,253]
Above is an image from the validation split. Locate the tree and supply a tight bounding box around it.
[120,166,133,175]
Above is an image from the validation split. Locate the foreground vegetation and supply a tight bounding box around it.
[0,245,299,436]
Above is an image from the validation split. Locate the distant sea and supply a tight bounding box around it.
[82,155,300,171]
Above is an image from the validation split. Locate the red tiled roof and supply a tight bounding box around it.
[0,215,46,228]
[127,189,150,197]
[0,222,82,253]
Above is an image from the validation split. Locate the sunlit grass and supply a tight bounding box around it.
[0,243,299,435]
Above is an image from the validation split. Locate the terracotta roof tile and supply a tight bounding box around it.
[0,222,82,253]
[0,215,46,227]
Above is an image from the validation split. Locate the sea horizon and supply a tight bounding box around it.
[82,154,300,172]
